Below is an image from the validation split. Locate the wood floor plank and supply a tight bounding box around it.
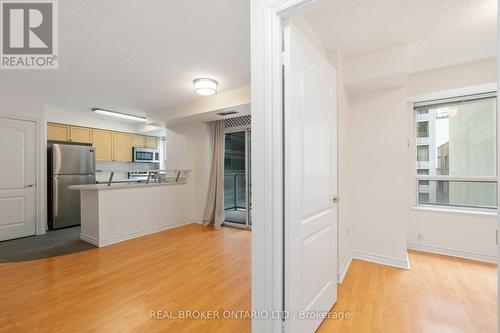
[0,224,251,333]
[0,225,496,333]
[317,250,497,333]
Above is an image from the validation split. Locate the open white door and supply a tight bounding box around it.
[283,22,338,333]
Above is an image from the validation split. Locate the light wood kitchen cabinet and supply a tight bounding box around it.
[92,129,113,161]
[132,135,146,148]
[47,122,160,162]
[47,123,69,142]
[70,126,93,143]
[146,136,159,149]
[112,132,133,162]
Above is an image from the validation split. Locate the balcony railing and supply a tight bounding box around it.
[224,172,246,211]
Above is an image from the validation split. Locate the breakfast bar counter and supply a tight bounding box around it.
[69,170,195,247]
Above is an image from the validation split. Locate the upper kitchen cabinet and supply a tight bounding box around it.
[132,135,146,148]
[47,122,160,162]
[112,132,133,162]
[47,123,69,142]
[146,136,159,149]
[92,129,113,161]
[70,126,93,144]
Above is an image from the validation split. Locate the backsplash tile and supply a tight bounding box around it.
[95,162,159,182]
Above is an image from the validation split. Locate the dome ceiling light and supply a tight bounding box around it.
[194,78,218,96]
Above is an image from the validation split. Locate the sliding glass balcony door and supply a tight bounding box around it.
[224,128,251,229]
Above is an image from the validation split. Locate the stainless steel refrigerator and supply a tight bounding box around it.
[48,144,95,229]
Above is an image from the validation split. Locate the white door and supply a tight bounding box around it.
[284,22,338,333]
[0,118,37,241]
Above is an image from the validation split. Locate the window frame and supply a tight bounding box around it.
[412,92,498,211]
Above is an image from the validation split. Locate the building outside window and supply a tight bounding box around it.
[414,93,497,209]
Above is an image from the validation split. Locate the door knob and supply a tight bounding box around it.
[332,196,340,203]
[24,183,34,187]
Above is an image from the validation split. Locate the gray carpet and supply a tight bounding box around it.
[0,226,95,263]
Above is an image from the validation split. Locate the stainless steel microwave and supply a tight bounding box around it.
[133,147,159,163]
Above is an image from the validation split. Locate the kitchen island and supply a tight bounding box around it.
[70,171,196,247]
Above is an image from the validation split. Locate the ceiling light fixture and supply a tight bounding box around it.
[194,78,218,96]
[92,108,146,122]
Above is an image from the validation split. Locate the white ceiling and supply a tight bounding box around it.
[0,0,250,117]
[303,0,497,72]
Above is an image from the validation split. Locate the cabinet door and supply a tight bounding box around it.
[92,130,113,161]
[146,136,159,149]
[132,135,146,148]
[47,123,69,142]
[113,132,133,162]
[70,126,93,143]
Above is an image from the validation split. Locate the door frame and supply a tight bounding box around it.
[0,114,46,238]
[224,125,252,230]
[251,0,317,332]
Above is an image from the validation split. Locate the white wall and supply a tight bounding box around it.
[407,59,497,263]
[335,56,498,267]
[328,52,353,279]
[347,87,410,267]
[409,208,497,262]
[44,104,163,134]
[149,86,250,125]
[165,122,211,221]
[408,58,496,97]
[344,45,409,94]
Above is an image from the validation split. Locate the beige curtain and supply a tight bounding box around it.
[203,120,225,228]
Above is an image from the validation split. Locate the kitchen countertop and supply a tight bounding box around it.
[69,180,187,191]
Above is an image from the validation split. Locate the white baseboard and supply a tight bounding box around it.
[408,242,497,264]
[80,233,99,246]
[80,220,196,247]
[338,256,352,283]
[351,250,410,270]
[191,218,203,224]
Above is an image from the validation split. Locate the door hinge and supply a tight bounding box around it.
[496,230,498,245]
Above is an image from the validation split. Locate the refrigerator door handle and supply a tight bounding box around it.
[53,175,59,219]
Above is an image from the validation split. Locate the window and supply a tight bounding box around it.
[417,169,429,175]
[417,145,429,161]
[416,121,429,138]
[414,93,497,209]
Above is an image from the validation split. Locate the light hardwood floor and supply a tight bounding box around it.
[0,224,251,333]
[0,224,496,333]
[319,250,497,333]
